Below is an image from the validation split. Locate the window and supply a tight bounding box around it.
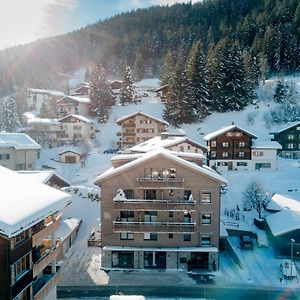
[15,163,26,170]
[288,134,294,140]
[124,189,134,199]
[202,193,211,203]
[187,145,191,150]
[120,211,134,222]
[144,233,157,240]
[255,163,271,169]
[253,151,263,156]
[239,152,245,158]
[238,142,245,147]
[222,152,228,158]
[145,189,156,200]
[237,162,247,166]
[120,233,134,240]
[217,162,228,166]
[15,231,28,245]
[183,234,191,241]
[184,190,192,201]
[11,255,30,283]
[144,211,157,222]
[0,154,8,160]
[222,142,229,147]
[179,146,184,152]
[201,235,211,246]
[211,151,216,158]
[226,132,233,137]
[169,211,173,218]
[211,141,216,147]
[202,213,211,225]
[169,233,173,239]
[287,143,294,149]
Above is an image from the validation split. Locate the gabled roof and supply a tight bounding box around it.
[94,148,227,185]
[116,111,169,125]
[266,210,300,237]
[203,124,257,141]
[58,150,81,156]
[17,170,70,187]
[130,136,206,153]
[0,133,41,150]
[154,84,169,92]
[0,166,71,238]
[269,121,300,134]
[59,114,94,124]
[252,141,282,150]
[56,95,90,104]
[266,194,300,212]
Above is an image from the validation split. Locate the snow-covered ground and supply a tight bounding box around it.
[33,76,300,288]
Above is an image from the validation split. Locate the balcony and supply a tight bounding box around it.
[122,123,135,128]
[32,214,61,247]
[137,177,184,189]
[33,243,62,277]
[114,198,195,211]
[113,220,196,233]
[33,266,62,300]
[123,132,135,136]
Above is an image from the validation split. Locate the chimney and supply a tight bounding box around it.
[232,122,235,125]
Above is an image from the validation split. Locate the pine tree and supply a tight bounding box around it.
[1,96,21,132]
[89,62,115,123]
[187,40,210,120]
[160,51,175,86]
[38,102,51,118]
[120,66,135,106]
[274,79,288,103]
[133,52,144,81]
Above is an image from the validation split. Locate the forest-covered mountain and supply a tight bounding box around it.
[0,0,299,96]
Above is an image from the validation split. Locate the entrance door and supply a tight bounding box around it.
[190,252,209,270]
[112,251,134,268]
[144,251,166,269]
[228,162,233,170]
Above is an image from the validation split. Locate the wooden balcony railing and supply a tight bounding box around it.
[113,220,196,233]
[114,199,195,211]
[137,177,184,189]
[32,215,61,247]
[122,123,135,128]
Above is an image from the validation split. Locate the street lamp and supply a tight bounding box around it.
[291,238,295,280]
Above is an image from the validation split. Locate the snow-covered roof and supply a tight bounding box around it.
[28,88,64,97]
[130,136,206,153]
[266,194,300,212]
[203,125,257,141]
[252,141,282,150]
[55,218,81,241]
[59,114,94,124]
[116,111,169,125]
[17,170,70,186]
[154,84,169,92]
[0,166,71,238]
[58,150,81,156]
[56,95,90,104]
[27,118,60,125]
[94,148,227,185]
[270,121,300,134]
[266,210,300,237]
[0,133,41,150]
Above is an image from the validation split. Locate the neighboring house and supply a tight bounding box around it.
[58,150,81,164]
[27,88,64,111]
[154,84,169,103]
[56,96,90,118]
[270,122,300,159]
[71,83,90,97]
[26,118,63,148]
[0,133,41,171]
[94,149,227,271]
[110,80,122,94]
[204,124,257,171]
[59,115,95,145]
[266,194,300,213]
[130,132,207,155]
[17,170,70,188]
[116,111,169,148]
[0,166,71,300]
[251,141,282,171]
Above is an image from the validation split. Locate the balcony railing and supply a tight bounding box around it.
[114,198,195,211]
[33,266,62,300]
[123,132,135,136]
[32,214,61,247]
[122,123,135,128]
[137,177,184,189]
[113,220,196,233]
[33,243,62,277]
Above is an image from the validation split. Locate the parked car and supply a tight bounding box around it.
[280,260,297,279]
[240,235,253,249]
[103,148,118,154]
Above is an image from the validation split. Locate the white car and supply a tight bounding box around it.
[280,260,297,279]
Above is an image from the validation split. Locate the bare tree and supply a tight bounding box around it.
[243,181,270,219]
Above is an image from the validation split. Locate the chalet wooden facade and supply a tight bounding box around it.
[270,122,300,159]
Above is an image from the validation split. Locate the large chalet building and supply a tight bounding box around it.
[0,166,71,300]
[94,149,227,271]
[270,121,300,159]
[116,111,169,149]
[56,96,90,118]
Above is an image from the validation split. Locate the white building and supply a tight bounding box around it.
[56,96,90,117]
[59,115,95,145]
[0,133,41,170]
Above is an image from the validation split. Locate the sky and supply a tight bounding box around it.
[0,0,201,50]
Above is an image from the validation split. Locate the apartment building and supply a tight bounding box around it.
[116,111,169,149]
[0,133,41,171]
[0,166,71,300]
[27,89,64,111]
[94,149,227,271]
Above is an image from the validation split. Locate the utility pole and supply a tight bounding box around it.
[291,238,295,281]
